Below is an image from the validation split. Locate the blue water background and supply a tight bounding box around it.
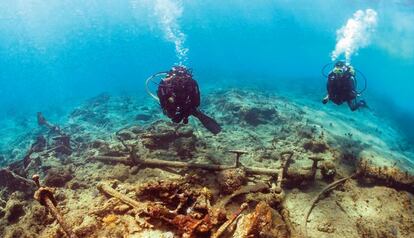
[0,1,413,140]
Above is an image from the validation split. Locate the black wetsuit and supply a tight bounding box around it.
[157,73,200,124]
[327,69,364,111]
[155,67,221,134]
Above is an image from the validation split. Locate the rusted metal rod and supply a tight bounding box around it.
[90,155,279,176]
[274,152,293,193]
[304,174,356,238]
[212,203,248,238]
[32,175,78,238]
[0,169,36,187]
[228,150,248,168]
[97,182,147,211]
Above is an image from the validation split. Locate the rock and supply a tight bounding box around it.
[87,92,111,107]
[129,166,140,175]
[109,164,130,182]
[74,216,98,237]
[4,226,29,238]
[0,208,5,219]
[321,161,336,180]
[104,146,126,157]
[356,158,414,193]
[317,221,336,233]
[303,140,328,153]
[176,126,194,137]
[90,198,119,217]
[90,139,106,149]
[5,200,25,224]
[102,214,119,225]
[129,126,143,134]
[31,136,47,152]
[356,218,398,238]
[207,90,282,126]
[135,114,152,121]
[140,122,196,158]
[298,125,316,139]
[172,137,196,158]
[55,191,67,202]
[217,168,247,194]
[233,201,289,237]
[0,169,36,195]
[31,204,49,225]
[245,192,284,208]
[243,107,278,126]
[114,204,131,214]
[44,167,73,187]
[68,181,88,190]
[0,197,6,208]
[117,130,135,141]
[123,215,142,234]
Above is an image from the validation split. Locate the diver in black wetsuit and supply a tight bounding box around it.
[322,61,367,111]
[157,66,221,134]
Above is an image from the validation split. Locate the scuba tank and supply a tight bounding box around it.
[145,67,222,135]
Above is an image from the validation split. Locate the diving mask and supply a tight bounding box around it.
[333,66,346,75]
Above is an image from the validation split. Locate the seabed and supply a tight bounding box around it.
[0,88,413,238]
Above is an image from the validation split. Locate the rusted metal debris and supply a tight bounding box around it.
[37,112,62,135]
[97,182,148,212]
[32,174,78,238]
[228,149,248,168]
[356,158,414,193]
[303,174,356,238]
[96,177,285,238]
[0,168,36,191]
[90,155,280,176]
[211,203,248,238]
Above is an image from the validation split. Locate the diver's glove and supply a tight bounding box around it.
[322,95,329,104]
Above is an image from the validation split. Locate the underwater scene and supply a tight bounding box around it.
[0,1,413,237]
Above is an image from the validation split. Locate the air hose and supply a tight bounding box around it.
[145,72,168,102]
[355,69,367,94]
[321,62,333,78]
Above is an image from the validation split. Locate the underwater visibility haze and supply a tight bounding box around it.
[0,1,413,238]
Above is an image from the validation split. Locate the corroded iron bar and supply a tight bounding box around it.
[45,197,78,238]
[32,175,78,238]
[97,182,146,211]
[90,156,279,176]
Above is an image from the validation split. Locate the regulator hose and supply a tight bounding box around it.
[145,72,168,102]
[321,62,333,78]
[355,69,367,94]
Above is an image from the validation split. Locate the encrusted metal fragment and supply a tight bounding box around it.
[32,174,78,238]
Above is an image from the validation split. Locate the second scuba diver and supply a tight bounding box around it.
[151,66,222,134]
[322,61,367,111]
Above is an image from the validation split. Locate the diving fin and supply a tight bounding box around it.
[193,110,222,135]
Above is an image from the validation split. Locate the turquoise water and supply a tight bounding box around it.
[0,1,413,141]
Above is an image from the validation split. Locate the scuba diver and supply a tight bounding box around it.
[147,66,222,134]
[322,61,367,111]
